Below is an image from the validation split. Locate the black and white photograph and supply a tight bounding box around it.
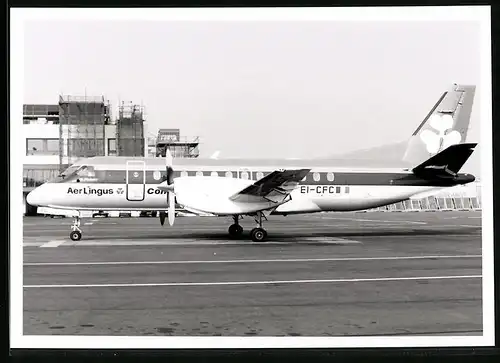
[10,6,494,350]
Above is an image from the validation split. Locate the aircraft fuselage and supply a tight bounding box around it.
[27,157,474,214]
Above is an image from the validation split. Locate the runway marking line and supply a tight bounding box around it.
[23,254,481,266]
[39,240,66,248]
[56,239,363,247]
[23,274,482,289]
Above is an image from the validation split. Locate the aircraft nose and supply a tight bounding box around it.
[27,187,42,206]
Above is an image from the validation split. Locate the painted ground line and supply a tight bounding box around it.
[54,239,362,246]
[23,274,482,288]
[39,240,66,248]
[24,254,481,266]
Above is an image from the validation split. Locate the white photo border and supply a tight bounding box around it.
[10,5,494,349]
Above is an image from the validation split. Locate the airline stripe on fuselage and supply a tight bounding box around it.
[61,170,466,187]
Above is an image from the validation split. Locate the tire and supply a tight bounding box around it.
[250,228,267,242]
[228,224,243,237]
[70,230,82,241]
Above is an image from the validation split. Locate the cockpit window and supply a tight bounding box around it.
[59,165,95,181]
[60,165,80,179]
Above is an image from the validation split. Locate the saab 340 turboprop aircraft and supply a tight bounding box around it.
[27,84,478,242]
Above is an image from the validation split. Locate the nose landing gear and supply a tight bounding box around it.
[69,216,82,241]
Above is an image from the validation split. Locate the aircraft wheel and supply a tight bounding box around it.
[228,224,243,237]
[250,228,267,242]
[70,230,82,241]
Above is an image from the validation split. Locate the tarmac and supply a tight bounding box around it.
[22,210,483,337]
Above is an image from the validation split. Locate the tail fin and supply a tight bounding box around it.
[403,83,476,166]
[412,143,477,181]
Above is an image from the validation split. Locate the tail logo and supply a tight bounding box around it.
[420,113,462,153]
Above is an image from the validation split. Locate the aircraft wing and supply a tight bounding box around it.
[229,168,310,204]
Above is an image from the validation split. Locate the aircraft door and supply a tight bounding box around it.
[126,160,146,201]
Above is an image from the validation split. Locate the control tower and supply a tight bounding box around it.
[155,128,199,158]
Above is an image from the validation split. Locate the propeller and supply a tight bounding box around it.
[159,148,176,226]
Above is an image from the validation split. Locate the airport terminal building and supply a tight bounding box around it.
[23,96,200,216]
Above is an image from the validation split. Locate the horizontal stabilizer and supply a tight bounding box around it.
[412,143,477,179]
[230,168,310,204]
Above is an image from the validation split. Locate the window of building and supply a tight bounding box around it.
[26,139,59,156]
[47,139,59,153]
[313,172,320,182]
[108,139,117,156]
[24,168,60,188]
[68,139,105,158]
[225,171,233,178]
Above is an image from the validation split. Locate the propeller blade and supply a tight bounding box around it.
[165,148,174,184]
[164,147,175,226]
[159,211,166,226]
[168,191,175,226]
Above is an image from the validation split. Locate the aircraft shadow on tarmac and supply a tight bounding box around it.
[85,226,481,242]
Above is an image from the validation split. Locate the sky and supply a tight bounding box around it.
[23,18,484,173]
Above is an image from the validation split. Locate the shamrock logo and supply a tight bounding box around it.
[116,188,124,194]
[420,113,462,153]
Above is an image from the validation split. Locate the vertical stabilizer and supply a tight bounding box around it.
[403,84,476,167]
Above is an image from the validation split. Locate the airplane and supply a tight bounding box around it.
[26,83,478,242]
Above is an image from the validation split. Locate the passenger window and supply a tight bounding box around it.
[313,172,320,182]
[225,171,233,178]
[327,172,335,182]
[196,171,203,177]
[181,171,188,177]
[336,186,341,193]
[345,186,350,194]
[153,170,162,181]
[241,171,249,180]
[211,171,218,177]
[256,171,264,179]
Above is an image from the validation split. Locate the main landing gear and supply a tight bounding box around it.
[227,212,268,242]
[69,215,82,241]
[250,211,268,242]
[228,215,243,238]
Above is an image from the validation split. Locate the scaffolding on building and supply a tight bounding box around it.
[58,94,111,172]
[116,102,145,157]
[155,128,200,158]
[23,104,60,124]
